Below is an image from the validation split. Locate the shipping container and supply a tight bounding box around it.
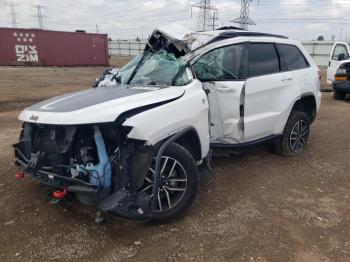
[0,28,109,66]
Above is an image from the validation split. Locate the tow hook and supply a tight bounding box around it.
[15,172,25,179]
[52,188,68,199]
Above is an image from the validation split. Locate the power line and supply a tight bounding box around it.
[6,1,18,28]
[232,0,255,30]
[191,0,217,32]
[31,5,47,30]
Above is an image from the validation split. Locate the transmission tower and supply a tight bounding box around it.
[191,0,217,32]
[6,1,19,28]
[232,0,256,30]
[32,5,47,30]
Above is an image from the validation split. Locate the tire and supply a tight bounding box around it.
[139,142,199,224]
[333,90,346,100]
[275,111,310,157]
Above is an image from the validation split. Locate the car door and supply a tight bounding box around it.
[327,42,350,84]
[244,42,299,142]
[192,43,248,144]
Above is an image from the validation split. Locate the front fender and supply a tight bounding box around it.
[123,80,210,159]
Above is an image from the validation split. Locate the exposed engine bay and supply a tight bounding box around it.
[14,122,157,220]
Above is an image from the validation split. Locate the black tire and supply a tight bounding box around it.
[275,111,310,157]
[140,142,199,224]
[333,90,346,100]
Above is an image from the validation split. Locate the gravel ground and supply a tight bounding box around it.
[0,63,350,262]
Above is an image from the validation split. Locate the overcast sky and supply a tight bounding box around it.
[1,0,350,41]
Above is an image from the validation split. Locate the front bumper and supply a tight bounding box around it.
[14,149,99,193]
[333,80,350,93]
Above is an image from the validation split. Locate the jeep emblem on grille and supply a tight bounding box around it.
[29,115,39,121]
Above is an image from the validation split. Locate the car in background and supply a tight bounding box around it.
[327,41,350,99]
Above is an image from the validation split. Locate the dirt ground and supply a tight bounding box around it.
[0,59,350,262]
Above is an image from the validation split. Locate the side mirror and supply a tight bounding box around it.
[338,53,346,61]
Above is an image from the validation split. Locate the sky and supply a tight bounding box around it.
[1,0,350,41]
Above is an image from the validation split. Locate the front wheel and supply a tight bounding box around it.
[275,111,310,157]
[139,143,199,224]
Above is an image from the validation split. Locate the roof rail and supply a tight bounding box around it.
[216,26,244,31]
[207,31,288,45]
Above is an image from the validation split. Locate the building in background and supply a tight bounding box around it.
[0,28,109,66]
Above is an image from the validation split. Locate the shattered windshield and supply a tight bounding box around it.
[119,55,142,84]
[128,50,188,86]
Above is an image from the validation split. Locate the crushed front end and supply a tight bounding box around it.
[13,122,155,221]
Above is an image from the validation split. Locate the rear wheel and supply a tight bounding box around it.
[139,143,199,224]
[275,111,310,157]
[333,90,346,100]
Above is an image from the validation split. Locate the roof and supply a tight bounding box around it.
[206,31,289,45]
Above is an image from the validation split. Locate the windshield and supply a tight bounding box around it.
[118,55,142,84]
[128,50,188,86]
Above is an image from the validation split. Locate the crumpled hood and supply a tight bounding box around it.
[19,85,185,125]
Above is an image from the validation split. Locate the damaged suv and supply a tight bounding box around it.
[14,25,321,223]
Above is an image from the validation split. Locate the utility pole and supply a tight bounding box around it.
[232,0,256,30]
[191,0,217,32]
[6,1,18,28]
[96,24,99,34]
[32,5,47,30]
[211,12,219,30]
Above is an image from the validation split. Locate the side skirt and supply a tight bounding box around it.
[210,134,282,152]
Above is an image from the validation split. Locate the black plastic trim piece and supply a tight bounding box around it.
[210,134,282,151]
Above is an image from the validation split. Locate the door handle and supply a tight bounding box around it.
[216,86,236,92]
[281,76,293,82]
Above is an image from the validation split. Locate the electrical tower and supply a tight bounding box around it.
[32,5,47,30]
[191,0,217,32]
[232,0,256,30]
[6,1,18,28]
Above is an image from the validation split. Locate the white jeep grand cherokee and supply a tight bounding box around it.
[14,25,321,223]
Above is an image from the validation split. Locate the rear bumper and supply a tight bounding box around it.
[333,80,350,93]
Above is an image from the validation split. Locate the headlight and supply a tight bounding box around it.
[336,68,347,74]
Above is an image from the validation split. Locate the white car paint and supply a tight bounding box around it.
[19,86,185,125]
[124,80,210,158]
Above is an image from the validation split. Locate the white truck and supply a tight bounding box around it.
[327,41,350,99]
[13,25,321,223]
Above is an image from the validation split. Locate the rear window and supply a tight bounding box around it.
[248,43,280,77]
[278,44,309,70]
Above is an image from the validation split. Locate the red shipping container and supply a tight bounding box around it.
[0,28,109,66]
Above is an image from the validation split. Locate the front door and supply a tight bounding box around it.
[192,43,247,144]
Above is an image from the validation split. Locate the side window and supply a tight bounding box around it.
[248,43,280,77]
[332,44,349,61]
[278,44,309,70]
[192,44,245,81]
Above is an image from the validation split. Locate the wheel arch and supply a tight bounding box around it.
[291,93,317,123]
[172,128,202,162]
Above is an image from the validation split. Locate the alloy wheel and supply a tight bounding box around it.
[289,120,309,153]
[139,156,188,212]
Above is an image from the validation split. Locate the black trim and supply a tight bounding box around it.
[115,92,185,125]
[210,134,282,151]
[206,32,288,46]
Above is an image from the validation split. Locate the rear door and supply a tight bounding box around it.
[192,43,248,144]
[327,42,350,84]
[244,42,299,141]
